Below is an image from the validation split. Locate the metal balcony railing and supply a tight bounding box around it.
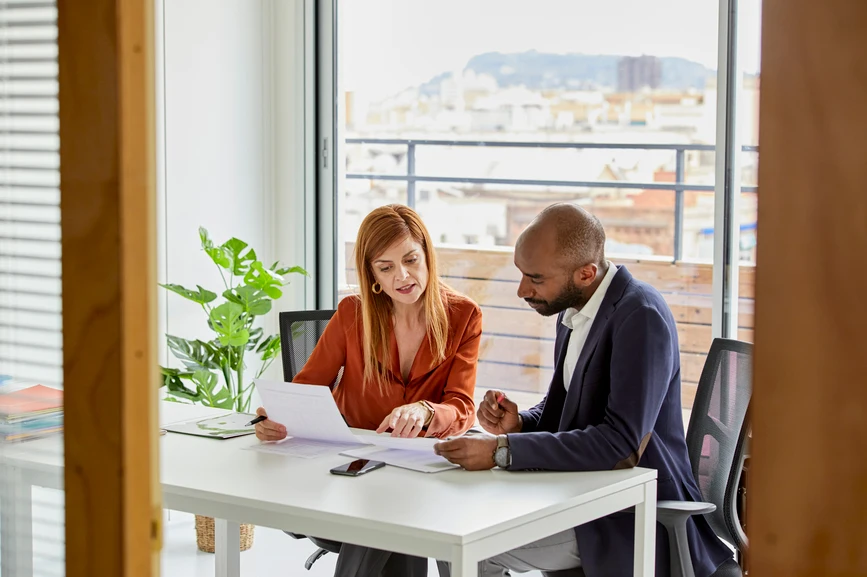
[345,138,759,261]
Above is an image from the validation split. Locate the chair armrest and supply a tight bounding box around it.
[657,500,716,527]
[657,501,717,577]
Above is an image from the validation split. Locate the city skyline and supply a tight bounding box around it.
[341,0,762,99]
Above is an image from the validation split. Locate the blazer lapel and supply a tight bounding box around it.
[557,266,634,430]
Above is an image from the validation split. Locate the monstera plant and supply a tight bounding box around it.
[159,227,307,412]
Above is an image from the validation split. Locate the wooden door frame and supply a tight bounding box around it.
[750,0,867,573]
[58,0,160,575]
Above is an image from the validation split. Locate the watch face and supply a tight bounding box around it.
[495,446,509,468]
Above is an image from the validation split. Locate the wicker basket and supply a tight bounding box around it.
[194,515,254,553]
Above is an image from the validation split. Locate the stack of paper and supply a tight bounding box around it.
[250,380,459,473]
[0,385,63,442]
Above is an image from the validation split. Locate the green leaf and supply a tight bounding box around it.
[160,283,217,305]
[190,369,218,393]
[256,334,282,362]
[200,227,231,269]
[160,366,202,402]
[274,264,309,279]
[222,238,257,276]
[223,286,272,316]
[246,327,264,351]
[209,302,250,347]
[166,335,221,371]
[244,262,284,299]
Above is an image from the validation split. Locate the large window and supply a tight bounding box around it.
[322,0,761,415]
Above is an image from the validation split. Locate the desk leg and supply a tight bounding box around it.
[214,519,240,577]
[0,467,33,577]
[450,546,478,577]
[633,479,657,577]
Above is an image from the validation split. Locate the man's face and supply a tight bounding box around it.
[514,229,589,317]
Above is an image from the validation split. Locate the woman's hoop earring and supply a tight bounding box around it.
[371,282,383,294]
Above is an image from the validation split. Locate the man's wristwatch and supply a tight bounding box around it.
[494,434,511,469]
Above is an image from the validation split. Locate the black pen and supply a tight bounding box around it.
[246,415,266,427]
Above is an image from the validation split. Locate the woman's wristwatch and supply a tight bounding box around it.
[494,434,511,469]
[418,400,435,426]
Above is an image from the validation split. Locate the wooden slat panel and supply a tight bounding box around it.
[681,351,707,385]
[346,242,751,413]
[479,333,554,370]
[678,324,754,354]
[476,360,552,395]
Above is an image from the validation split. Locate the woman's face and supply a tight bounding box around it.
[370,235,429,306]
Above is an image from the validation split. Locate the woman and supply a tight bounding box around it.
[254,204,482,576]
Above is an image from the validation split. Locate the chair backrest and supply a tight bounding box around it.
[685,337,752,553]
[279,310,337,382]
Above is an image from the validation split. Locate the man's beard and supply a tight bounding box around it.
[524,280,586,317]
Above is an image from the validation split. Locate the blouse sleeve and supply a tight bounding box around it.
[291,298,351,387]
[424,304,482,438]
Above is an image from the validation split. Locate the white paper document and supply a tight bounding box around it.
[341,446,459,474]
[246,437,361,459]
[254,379,362,445]
[363,434,440,451]
[251,380,449,465]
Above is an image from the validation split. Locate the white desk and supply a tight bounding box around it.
[1,403,657,577]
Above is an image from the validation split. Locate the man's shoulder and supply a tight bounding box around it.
[610,269,672,320]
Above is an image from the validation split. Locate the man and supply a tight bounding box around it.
[434,204,733,577]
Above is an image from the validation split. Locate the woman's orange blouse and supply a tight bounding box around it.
[292,292,482,438]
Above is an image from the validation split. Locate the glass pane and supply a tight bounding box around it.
[335,0,737,417]
[0,1,65,574]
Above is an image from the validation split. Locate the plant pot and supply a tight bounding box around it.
[194,515,254,552]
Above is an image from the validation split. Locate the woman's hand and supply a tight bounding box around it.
[253,407,287,442]
[375,402,433,438]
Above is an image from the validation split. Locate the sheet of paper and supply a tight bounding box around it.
[254,380,363,446]
[341,447,460,474]
[363,434,440,452]
[246,437,360,459]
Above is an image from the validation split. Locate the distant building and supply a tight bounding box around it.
[617,55,662,92]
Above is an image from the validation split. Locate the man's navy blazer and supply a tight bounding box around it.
[507,266,733,577]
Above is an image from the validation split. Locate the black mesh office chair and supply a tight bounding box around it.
[278,309,344,570]
[658,338,752,577]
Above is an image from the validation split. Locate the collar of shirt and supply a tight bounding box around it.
[561,261,618,331]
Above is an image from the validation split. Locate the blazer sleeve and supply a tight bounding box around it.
[291,299,350,387]
[518,396,547,433]
[507,305,674,471]
[424,304,482,438]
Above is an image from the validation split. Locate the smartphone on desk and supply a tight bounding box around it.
[330,459,386,477]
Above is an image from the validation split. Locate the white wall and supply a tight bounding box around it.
[157,0,312,390]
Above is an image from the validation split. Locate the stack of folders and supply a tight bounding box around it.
[0,384,64,442]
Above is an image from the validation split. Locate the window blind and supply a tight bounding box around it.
[0,2,64,576]
[0,0,61,388]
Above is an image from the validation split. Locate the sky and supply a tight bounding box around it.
[340,0,763,99]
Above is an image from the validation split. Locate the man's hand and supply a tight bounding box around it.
[433,435,498,471]
[477,390,521,435]
[376,402,432,438]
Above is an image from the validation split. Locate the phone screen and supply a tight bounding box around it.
[330,459,385,476]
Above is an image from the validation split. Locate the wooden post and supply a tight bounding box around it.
[58,0,160,574]
[750,0,867,574]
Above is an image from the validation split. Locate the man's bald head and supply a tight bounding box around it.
[518,203,606,269]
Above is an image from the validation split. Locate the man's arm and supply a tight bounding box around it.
[518,397,546,433]
[508,305,675,471]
